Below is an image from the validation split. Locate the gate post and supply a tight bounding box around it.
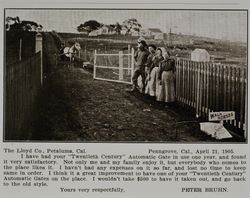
[93,50,97,79]
[35,33,43,86]
[127,45,131,75]
[131,48,135,84]
[119,51,123,81]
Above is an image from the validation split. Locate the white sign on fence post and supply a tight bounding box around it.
[209,111,235,122]
[119,51,124,81]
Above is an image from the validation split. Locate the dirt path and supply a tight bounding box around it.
[30,33,238,142]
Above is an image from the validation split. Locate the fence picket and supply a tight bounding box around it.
[226,65,230,123]
[187,60,190,106]
[118,51,124,81]
[195,62,199,117]
[176,59,180,101]
[224,65,228,112]
[231,66,235,126]
[240,68,245,130]
[5,52,41,139]
[200,63,203,115]
[229,67,233,125]
[191,61,194,107]
[215,64,217,111]
[199,63,202,116]
[190,61,193,108]
[218,65,222,110]
[193,63,196,111]
[183,59,186,105]
[236,67,241,128]
[205,62,209,115]
[210,63,213,112]
[201,62,205,115]
[213,64,216,112]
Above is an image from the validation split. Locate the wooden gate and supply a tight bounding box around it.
[93,48,134,84]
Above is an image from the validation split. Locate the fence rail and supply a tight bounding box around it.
[5,52,42,140]
[176,59,247,135]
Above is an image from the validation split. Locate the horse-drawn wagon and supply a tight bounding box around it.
[55,42,82,67]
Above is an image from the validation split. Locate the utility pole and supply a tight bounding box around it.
[169,27,172,46]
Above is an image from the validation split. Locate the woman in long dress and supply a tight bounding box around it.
[145,48,164,97]
[157,48,176,104]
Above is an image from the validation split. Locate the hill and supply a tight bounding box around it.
[57,32,247,66]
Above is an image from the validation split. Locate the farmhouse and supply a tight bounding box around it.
[99,25,116,35]
[131,29,140,36]
[79,29,89,35]
[88,30,98,36]
[148,28,162,36]
[191,48,210,62]
[121,27,164,38]
[89,25,116,36]
[120,27,127,35]
[139,29,152,37]
[148,28,164,39]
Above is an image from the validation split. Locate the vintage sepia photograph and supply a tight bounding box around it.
[4,9,247,142]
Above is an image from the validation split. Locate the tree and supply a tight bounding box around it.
[20,20,40,31]
[122,18,142,35]
[110,22,122,35]
[77,24,88,33]
[6,16,42,31]
[5,16,20,30]
[77,20,101,33]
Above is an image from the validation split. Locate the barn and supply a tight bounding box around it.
[191,48,210,62]
[89,25,116,36]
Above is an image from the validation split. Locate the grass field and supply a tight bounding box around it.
[58,32,247,66]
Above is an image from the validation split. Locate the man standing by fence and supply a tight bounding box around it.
[130,38,149,92]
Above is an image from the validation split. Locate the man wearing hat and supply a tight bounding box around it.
[130,38,149,92]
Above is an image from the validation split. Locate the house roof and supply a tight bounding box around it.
[148,28,162,33]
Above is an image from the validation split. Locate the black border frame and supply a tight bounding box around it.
[3,8,248,144]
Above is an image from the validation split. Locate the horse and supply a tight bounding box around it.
[61,42,81,67]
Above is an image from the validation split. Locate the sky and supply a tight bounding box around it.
[6,9,247,42]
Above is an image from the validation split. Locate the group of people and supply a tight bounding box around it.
[130,38,176,104]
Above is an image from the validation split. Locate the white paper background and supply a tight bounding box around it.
[0,0,249,198]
